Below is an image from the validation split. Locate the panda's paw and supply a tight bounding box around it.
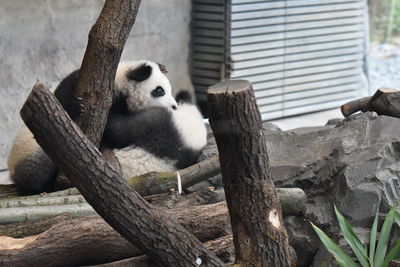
[70,97,85,119]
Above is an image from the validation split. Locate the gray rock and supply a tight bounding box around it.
[269,112,400,222]
[326,118,343,126]
[262,122,281,131]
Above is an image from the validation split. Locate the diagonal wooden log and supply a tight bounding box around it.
[20,83,224,266]
[341,87,400,118]
[208,80,292,266]
[0,202,231,266]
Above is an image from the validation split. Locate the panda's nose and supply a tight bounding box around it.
[172,105,177,110]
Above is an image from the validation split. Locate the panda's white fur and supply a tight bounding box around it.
[172,102,207,151]
[7,60,206,194]
[115,102,207,178]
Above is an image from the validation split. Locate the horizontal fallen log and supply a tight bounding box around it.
[0,187,305,226]
[276,188,306,216]
[87,235,234,267]
[0,188,225,227]
[124,154,221,196]
[0,202,95,225]
[0,155,220,200]
[0,202,232,266]
[0,213,73,238]
[0,194,86,208]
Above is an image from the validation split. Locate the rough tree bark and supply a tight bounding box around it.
[20,83,223,266]
[55,0,141,188]
[207,80,292,266]
[0,202,231,266]
[90,236,234,267]
[0,214,73,238]
[74,0,142,145]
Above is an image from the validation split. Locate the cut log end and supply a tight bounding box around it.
[378,87,397,94]
[0,235,38,250]
[20,83,47,119]
[207,80,252,94]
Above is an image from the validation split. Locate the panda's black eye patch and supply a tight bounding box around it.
[151,86,165,98]
[127,64,152,82]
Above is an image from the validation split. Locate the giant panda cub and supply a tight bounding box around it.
[8,60,207,194]
[107,90,206,179]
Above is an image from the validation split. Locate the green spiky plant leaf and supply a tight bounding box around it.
[394,208,400,228]
[310,222,359,267]
[312,205,400,267]
[382,239,400,267]
[334,205,369,267]
[374,208,395,266]
[369,207,379,266]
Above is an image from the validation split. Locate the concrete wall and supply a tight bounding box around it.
[0,0,193,169]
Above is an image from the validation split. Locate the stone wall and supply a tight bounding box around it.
[0,0,193,169]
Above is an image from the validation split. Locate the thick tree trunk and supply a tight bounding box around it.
[0,202,231,266]
[74,0,142,146]
[20,84,223,266]
[55,0,141,188]
[207,80,292,266]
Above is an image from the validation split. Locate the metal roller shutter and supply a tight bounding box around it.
[191,0,368,120]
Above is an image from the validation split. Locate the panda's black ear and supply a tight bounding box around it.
[127,64,152,82]
[175,90,193,104]
[157,63,168,73]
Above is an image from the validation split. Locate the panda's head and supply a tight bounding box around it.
[115,60,177,113]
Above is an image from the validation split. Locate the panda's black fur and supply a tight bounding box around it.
[8,60,206,194]
[104,97,203,171]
